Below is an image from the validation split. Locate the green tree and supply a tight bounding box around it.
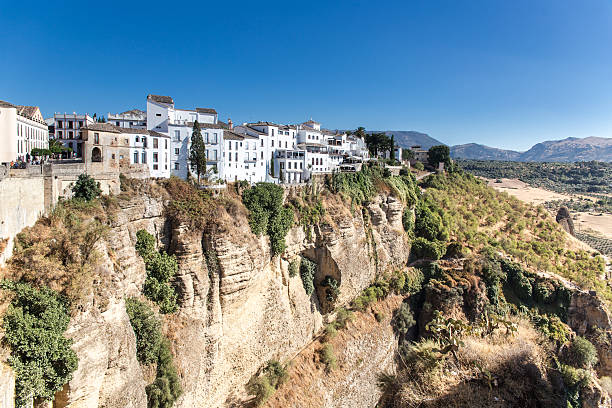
[402,148,415,161]
[1,281,78,408]
[365,132,392,158]
[428,145,451,168]
[354,126,367,140]
[72,173,102,201]
[189,121,207,183]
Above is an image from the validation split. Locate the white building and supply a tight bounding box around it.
[222,130,266,183]
[0,100,49,163]
[145,94,227,180]
[120,127,172,178]
[108,109,147,129]
[274,149,306,184]
[53,113,95,159]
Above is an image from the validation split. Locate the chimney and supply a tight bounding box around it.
[228,118,233,130]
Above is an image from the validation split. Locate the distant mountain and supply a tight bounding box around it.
[373,131,443,150]
[451,136,612,162]
[518,137,612,162]
[451,143,521,161]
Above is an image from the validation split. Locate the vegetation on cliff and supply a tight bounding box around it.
[242,183,294,255]
[126,298,182,408]
[1,280,78,408]
[135,230,179,314]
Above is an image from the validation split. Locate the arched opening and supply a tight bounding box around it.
[91,147,102,162]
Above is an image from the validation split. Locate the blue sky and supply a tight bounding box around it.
[1,0,612,150]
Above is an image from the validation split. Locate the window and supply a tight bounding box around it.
[134,152,139,163]
[228,152,232,161]
[58,120,63,128]
[136,136,140,142]
[280,162,284,169]
[153,153,158,162]
[288,162,291,169]
[174,162,180,170]
[174,130,180,141]
[142,152,147,163]
[68,131,73,138]
[204,132,209,144]
[285,141,287,148]
[228,142,231,150]
[156,113,161,117]
[112,154,116,159]
[153,138,158,148]
[211,133,217,144]
[174,148,179,155]
[142,137,147,147]
[68,121,73,129]
[94,133,100,144]
[271,129,275,136]
[261,139,264,147]
[261,152,263,159]
[79,121,83,127]
[116,122,120,126]
[300,162,303,169]
[129,122,133,126]
[235,141,239,150]
[271,140,274,147]
[153,164,158,170]
[235,152,238,161]
[165,140,168,148]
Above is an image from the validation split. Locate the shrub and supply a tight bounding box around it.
[411,237,444,260]
[321,275,340,302]
[564,337,598,369]
[324,323,338,340]
[402,207,415,236]
[242,183,294,255]
[146,339,182,408]
[403,268,425,294]
[480,258,505,306]
[335,307,354,329]
[288,259,299,278]
[394,302,416,336]
[135,230,179,314]
[246,360,288,406]
[531,314,571,344]
[1,280,78,408]
[414,161,424,171]
[415,203,448,242]
[72,173,102,201]
[125,298,162,365]
[375,311,386,322]
[125,298,182,408]
[319,344,337,372]
[299,256,316,296]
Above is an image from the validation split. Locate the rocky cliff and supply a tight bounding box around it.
[36,184,409,408]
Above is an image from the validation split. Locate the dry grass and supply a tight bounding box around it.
[3,199,110,309]
[390,319,563,408]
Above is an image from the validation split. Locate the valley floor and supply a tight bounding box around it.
[486,178,612,239]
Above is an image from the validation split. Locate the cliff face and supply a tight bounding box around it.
[52,190,409,408]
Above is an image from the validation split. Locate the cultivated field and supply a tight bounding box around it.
[486,178,612,239]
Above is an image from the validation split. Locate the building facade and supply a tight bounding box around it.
[53,113,95,159]
[0,100,49,163]
[107,109,147,129]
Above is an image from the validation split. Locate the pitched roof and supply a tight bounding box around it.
[196,107,217,114]
[0,100,15,108]
[83,123,122,133]
[16,105,39,119]
[248,121,280,127]
[119,109,145,116]
[148,130,170,138]
[303,119,320,125]
[147,94,174,105]
[223,130,245,140]
[118,127,150,134]
[186,122,228,130]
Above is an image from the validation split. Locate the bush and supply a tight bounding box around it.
[146,339,182,408]
[335,307,354,329]
[72,173,102,201]
[402,207,415,236]
[394,302,416,336]
[1,280,78,408]
[414,162,424,171]
[136,230,179,314]
[299,256,316,296]
[564,337,598,369]
[288,259,299,278]
[242,183,294,255]
[125,298,163,365]
[319,344,337,372]
[321,275,340,302]
[403,268,425,294]
[412,237,444,260]
[246,360,288,406]
[324,323,338,340]
[415,203,448,242]
[125,298,182,408]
